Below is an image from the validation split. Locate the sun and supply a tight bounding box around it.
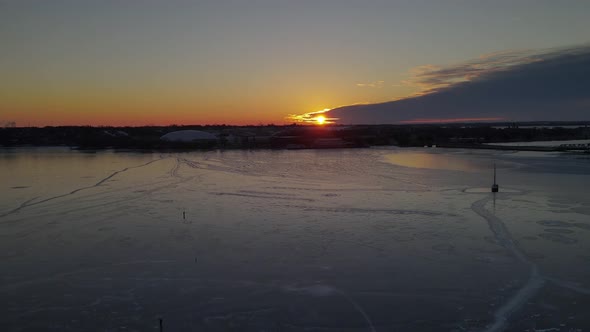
[315,115,326,125]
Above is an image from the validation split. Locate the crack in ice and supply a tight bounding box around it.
[0,158,167,218]
[472,194,545,332]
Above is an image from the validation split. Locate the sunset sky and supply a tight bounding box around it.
[1,1,589,126]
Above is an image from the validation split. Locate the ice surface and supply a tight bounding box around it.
[1,147,590,331]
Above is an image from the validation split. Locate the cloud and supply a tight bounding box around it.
[328,44,590,124]
[287,108,338,124]
[356,80,385,88]
[403,48,550,94]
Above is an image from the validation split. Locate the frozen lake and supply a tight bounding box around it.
[1,147,590,332]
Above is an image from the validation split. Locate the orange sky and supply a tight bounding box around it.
[2,1,589,127]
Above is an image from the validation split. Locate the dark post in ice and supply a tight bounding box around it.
[491,163,499,193]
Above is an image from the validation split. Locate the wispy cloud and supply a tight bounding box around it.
[404,45,590,95]
[356,80,385,88]
[401,49,541,94]
[287,108,339,124]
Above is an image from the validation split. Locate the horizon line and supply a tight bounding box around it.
[3,120,590,129]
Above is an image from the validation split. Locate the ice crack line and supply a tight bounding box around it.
[472,194,545,332]
[0,157,167,218]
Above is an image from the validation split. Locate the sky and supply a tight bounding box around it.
[330,45,590,124]
[1,0,589,127]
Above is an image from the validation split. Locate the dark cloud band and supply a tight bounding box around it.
[330,45,590,124]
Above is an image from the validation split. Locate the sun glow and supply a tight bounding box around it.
[287,108,338,124]
[315,115,326,125]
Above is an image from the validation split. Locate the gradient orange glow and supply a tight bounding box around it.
[3,2,588,127]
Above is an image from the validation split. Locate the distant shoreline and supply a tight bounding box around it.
[2,122,589,152]
[2,143,589,155]
[436,143,589,153]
